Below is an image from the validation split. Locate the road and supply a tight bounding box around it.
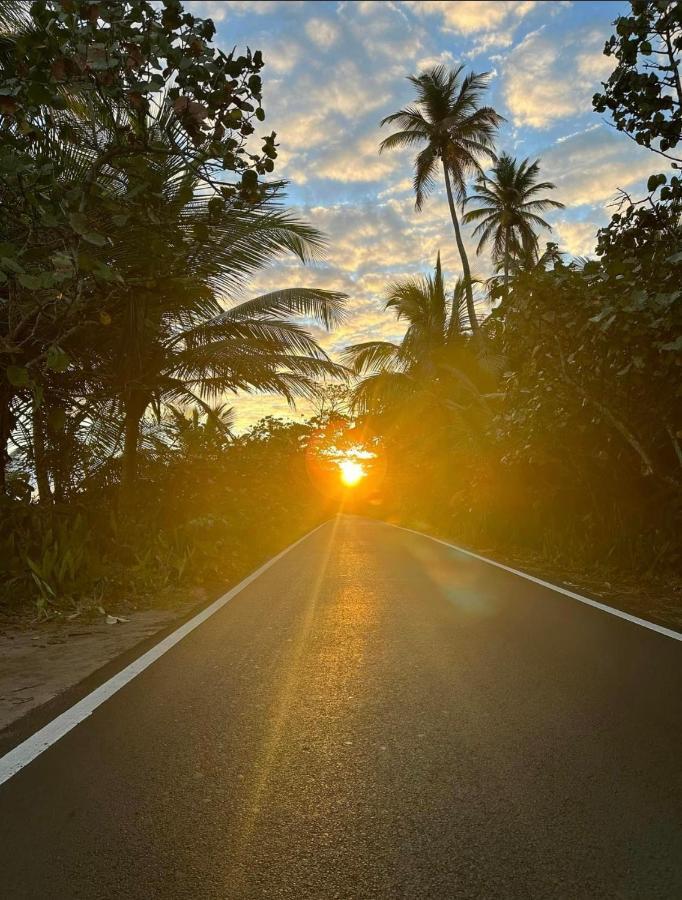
[0,516,680,899]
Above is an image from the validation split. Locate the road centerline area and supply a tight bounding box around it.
[1,516,680,899]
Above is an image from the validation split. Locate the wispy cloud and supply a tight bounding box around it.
[502,25,616,128]
[542,126,655,208]
[407,1,537,35]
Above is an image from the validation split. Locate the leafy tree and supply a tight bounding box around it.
[379,66,502,332]
[463,154,563,295]
[493,245,681,494]
[593,0,682,164]
[0,0,277,491]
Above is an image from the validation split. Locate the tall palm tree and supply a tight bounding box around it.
[463,153,564,295]
[342,255,497,422]
[379,66,503,332]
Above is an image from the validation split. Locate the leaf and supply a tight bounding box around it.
[51,251,73,273]
[68,211,89,234]
[6,365,29,387]
[82,231,107,247]
[46,346,70,373]
[41,210,60,227]
[1,256,25,274]
[92,261,116,282]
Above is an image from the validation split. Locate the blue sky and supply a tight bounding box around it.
[195,1,654,425]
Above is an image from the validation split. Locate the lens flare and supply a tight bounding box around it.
[338,458,365,486]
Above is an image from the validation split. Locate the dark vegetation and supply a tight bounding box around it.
[1,0,680,625]
[0,0,341,618]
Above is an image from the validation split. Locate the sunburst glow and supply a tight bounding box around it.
[338,458,366,486]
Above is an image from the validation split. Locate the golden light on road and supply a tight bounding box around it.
[338,458,366,487]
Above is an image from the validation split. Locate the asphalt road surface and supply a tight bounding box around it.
[1,516,681,899]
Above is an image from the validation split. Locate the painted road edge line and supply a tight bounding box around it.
[388,522,682,642]
[0,520,330,788]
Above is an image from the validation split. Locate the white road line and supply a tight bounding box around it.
[0,521,330,788]
[388,522,682,642]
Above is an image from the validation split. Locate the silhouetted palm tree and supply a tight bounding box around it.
[464,154,564,295]
[342,255,498,422]
[379,66,503,331]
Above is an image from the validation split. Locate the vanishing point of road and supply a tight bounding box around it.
[0,516,680,898]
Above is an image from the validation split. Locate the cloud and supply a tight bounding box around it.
[193,0,294,20]
[200,0,638,429]
[541,126,657,207]
[576,47,615,80]
[464,30,515,58]
[416,49,457,71]
[304,17,340,48]
[310,133,402,184]
[408,1,537,34]
[264,40,303,75]
[502,27,615,128]
[223,1,300,15]
[552,218,598,256]
[340,1,425,61]
[230,393,314,431]
[262,53,397,183]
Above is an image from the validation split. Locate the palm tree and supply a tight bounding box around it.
[379,66,503,332]
[99,202,348,493]
[342,255,497,422]
[463,154,564,295]
[39,106,348,496]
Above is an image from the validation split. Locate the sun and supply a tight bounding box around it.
[338,458,366,487]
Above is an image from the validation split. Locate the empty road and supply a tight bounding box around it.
[0,516,681,898]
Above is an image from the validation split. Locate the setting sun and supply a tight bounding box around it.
[338,458,366,487]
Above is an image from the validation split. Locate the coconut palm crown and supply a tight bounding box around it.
[342,255,495,421]
[463,153,564,292]
[379,65,504,331]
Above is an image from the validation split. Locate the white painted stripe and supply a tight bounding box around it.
[388,522,682,642]
[0,521,330,788]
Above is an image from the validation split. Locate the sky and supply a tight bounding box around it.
[193,0,654,427]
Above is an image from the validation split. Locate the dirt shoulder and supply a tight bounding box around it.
[497,552,682,633]
[0,609,187,734]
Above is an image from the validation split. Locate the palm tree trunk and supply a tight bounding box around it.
[0,382,14,494]
[32,402,52,505]
[504,226,510,298]
[442,162,478,332]
[121,394,145,498]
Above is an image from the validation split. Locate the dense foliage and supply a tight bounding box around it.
[0,1,344,616]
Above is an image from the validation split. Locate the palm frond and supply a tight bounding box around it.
[341,341,404,375]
